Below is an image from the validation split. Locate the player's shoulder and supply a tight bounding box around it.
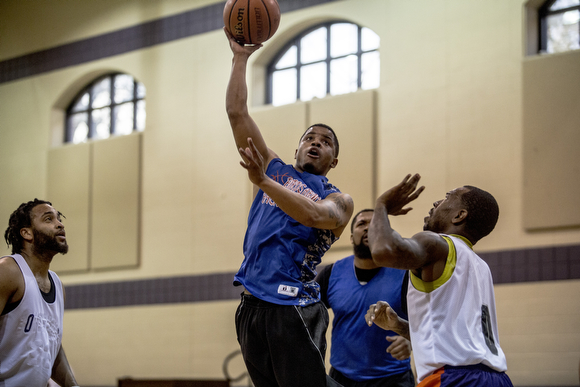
[411,231,450,268]
[412,231,448,246]
[319,262,334,275]
[334,254,354,264]
[264,149,280,167]
[0,255,20,274]
[0,256,25,294]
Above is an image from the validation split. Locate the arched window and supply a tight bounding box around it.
[539,0,580,53]
[267,21,380,107]
[65,73,146,143]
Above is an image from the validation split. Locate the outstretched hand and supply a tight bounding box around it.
[377,174,424,216]
[239,137,267,186]
[365,301,401,331]
[224,27,262,56]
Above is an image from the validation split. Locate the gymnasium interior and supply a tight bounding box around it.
[0,0,579,386]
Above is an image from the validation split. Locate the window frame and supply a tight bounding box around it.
[538,0,580,53]
[266,20,379,105]
[65,73,145,143]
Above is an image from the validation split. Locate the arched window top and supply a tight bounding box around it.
[65,73,146,144]
[267,21,380,107]
[539,0,580,54]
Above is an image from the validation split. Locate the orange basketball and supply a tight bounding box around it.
[223,0,281,45]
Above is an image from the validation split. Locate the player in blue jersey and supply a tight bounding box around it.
[316,209,415,387]
[364,174,513,387]
[225,29,354,387]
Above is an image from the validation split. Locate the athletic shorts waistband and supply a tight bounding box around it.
[240,292,282,308]
[418,363,512,387]
[444,364,504,373]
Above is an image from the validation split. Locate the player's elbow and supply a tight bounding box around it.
[372,242,419,270]
[298,212,319,228]
[371,246,397,267]
[370,240,411,268]
[298,209,335,230]
[226,105,247,121]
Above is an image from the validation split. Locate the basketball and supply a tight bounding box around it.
[223,0,281,45]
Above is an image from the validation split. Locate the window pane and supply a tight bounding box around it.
[361,51,380,90]
[268,23,380,105]
[91,77,111,108]
[91,107,111,140]
[65,73,146,143]
[547,12,580,53]
[330,55,358,96]
[301,27,327,63]
[550,0,580,11]
[71,93,89,113]
[114,103,134,136]
[301,62,327,101]
[331,23,358,57]
[68,113,89,144]
[276,45,297,69]
[114,74,134,104]
[272,69,297,107]
[136,82,146,99]
[361,27,380,51]
[136,100,146,131]
[563,9,580,23]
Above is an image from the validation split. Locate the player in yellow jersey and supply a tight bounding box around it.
[365,174,513,387]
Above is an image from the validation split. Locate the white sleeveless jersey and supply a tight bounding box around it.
[407,235,507,382]
[0,254,64,386]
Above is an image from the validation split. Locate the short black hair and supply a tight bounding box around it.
[4,199,61,254]
[460,186,499,243]
[300,123,340,157]
[350,208,374,233]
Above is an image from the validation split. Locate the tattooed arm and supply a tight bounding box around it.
[257,178,352,236]
[239,139,354,236]
[301,192,354,237]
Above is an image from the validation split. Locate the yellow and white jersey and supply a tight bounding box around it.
[407,234,508,382]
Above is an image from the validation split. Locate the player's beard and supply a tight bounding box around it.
[300,159,324,175]
[423,217,444,233]
[353,240,372,260]
[32,228,69,256]
[302,162,317,174]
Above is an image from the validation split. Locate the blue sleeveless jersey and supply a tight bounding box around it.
[234,158,340,306]
[328,256,411,381]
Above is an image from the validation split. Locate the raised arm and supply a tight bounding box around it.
[225,29,277,168]
[368,174,447,274]
[239,138,353,237]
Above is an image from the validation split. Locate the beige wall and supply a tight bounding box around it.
[1,0,579,385]
[523,51,580,230]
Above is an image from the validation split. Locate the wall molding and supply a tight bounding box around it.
[0,0,342,84]
[64,243,580,310]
